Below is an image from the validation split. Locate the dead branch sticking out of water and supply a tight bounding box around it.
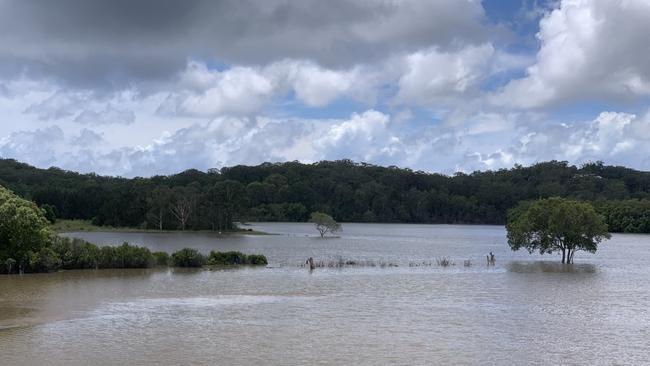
[300,256,398,268]
[408,257,457,267]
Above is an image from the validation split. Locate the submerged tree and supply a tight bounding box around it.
[506,197,610,263]
[310,212,341,238]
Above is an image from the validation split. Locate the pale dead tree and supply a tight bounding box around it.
[147,208,165,231]
[147,186,172,231]
[171,197,193,231]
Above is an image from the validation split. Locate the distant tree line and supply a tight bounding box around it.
[2,158,650,232]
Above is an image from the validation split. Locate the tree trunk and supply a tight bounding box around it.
[562,248,566,263]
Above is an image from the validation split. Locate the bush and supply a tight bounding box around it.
[246,254,268,266]
[207,251,246,265]
[98,243,155,269]
[51,236,101,269]
[99,242,154,269]
[27,247,62,272]
[207,251,268,266]
[171,248,205,267]
[153,251,170,266]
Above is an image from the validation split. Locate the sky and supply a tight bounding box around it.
[1,0,650,177]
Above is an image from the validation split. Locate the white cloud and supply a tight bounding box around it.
[158,64,275,117]
[0,126,64,167]
[75,104,135,125]
[395,44,495,105]
[158,60,380,117]
[72,128,104,146]
[494,0,650,108]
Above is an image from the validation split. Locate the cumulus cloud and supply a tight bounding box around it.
[6,107,650,177]
[0,126,64,167]
[75,104,135,125]
[494,0,650,108]
[395,44,495,106]
[157,60,382,117]
[157,63,276,117]
[73,110,403,176]
[71,128,105,147]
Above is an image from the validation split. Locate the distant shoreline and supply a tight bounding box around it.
[50,219,271,235]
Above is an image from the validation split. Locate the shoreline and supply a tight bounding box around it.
[50,220,271,235]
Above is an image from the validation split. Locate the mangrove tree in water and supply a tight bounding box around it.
[506,197,610,263]
[310,212,341,238]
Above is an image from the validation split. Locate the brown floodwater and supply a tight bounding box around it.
[1,223,649,365]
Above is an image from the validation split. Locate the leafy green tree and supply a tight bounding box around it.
[40,203,58,224]
[506,197,611,263]
[0,185,50,272]
[212,180,246,230]
[310,212,341,238]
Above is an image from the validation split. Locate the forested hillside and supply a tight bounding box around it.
[1,158,650,232]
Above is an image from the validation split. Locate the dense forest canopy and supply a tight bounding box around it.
[1,158,650,232]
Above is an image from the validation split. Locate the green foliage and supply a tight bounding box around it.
[246,254,268,265]
[171,248,205,267]
[0,182,269,273]
[206,251,268,266]
[51,236,101,269]
[98,243,155,269]
[27,247,62,272]
[153,251,170,266]
[40,203,58,224]
[594,199,650,233]
[310,212,341,237]
[507,197,611,263]
[4,158,650,232]
[0,185,51,271]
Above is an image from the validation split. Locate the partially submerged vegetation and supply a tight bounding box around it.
[309,212,341,238]
[169,247,268,268]
[4,236,268,274]
[302,257,399,268]
[507,197,611,263]
[300,256,475,269]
